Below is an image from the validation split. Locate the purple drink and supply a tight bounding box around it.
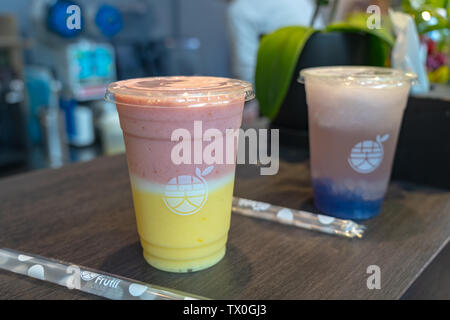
[299,67,416,219]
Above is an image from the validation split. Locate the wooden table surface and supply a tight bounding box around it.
[1,151,449,299]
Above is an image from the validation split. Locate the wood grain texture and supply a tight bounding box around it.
[402,242,450,300]
[0,151,449,300]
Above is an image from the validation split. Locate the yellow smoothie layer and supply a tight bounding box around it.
[130,174,235,272]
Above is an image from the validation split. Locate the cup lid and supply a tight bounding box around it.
[105,76,255,106]
[298,66,417,87]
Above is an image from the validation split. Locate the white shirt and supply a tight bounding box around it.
[227,0,324,83]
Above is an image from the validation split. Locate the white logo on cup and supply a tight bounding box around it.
[163,166,213,216]
[348,134,389,174]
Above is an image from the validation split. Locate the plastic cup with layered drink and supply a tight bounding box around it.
[299,66,416,220]
[105,77,254,272]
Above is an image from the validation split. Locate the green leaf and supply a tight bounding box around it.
[415,7,450,33]
[403,0,449,11]
[255,26,316,119]
[326,13,395,46]
[254,14,397,119]
[326,13,394,67]
[401,1,449,34]
[366,34,391,67]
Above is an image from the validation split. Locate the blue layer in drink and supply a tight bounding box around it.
[312,178,385,220]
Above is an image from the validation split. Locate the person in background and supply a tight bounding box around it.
[226,0,323,84]
[226,0,391,84]
[226,0,391,123]
[226,0,324,123]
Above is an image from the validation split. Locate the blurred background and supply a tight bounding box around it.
[0,0,448,179]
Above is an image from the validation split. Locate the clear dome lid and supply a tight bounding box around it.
[105,76,254,106]
[298,66,417,87]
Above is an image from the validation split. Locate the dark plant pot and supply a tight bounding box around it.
[392,95,450,189]
[271,31,373,140]
[270,31,450,189]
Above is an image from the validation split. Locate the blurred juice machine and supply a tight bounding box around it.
[26,0,124,167]
[0,15,27,172]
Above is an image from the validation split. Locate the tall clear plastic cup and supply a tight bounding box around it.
[299,66,416,220]
[106,77,254,272]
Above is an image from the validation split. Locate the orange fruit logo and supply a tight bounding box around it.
[348,134,389,174]
[163,166,214,215]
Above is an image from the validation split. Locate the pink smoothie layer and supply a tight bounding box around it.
[113,77,246,184]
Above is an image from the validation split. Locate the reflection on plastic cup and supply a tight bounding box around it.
[299,66,416,220]
[106,76,254,272]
